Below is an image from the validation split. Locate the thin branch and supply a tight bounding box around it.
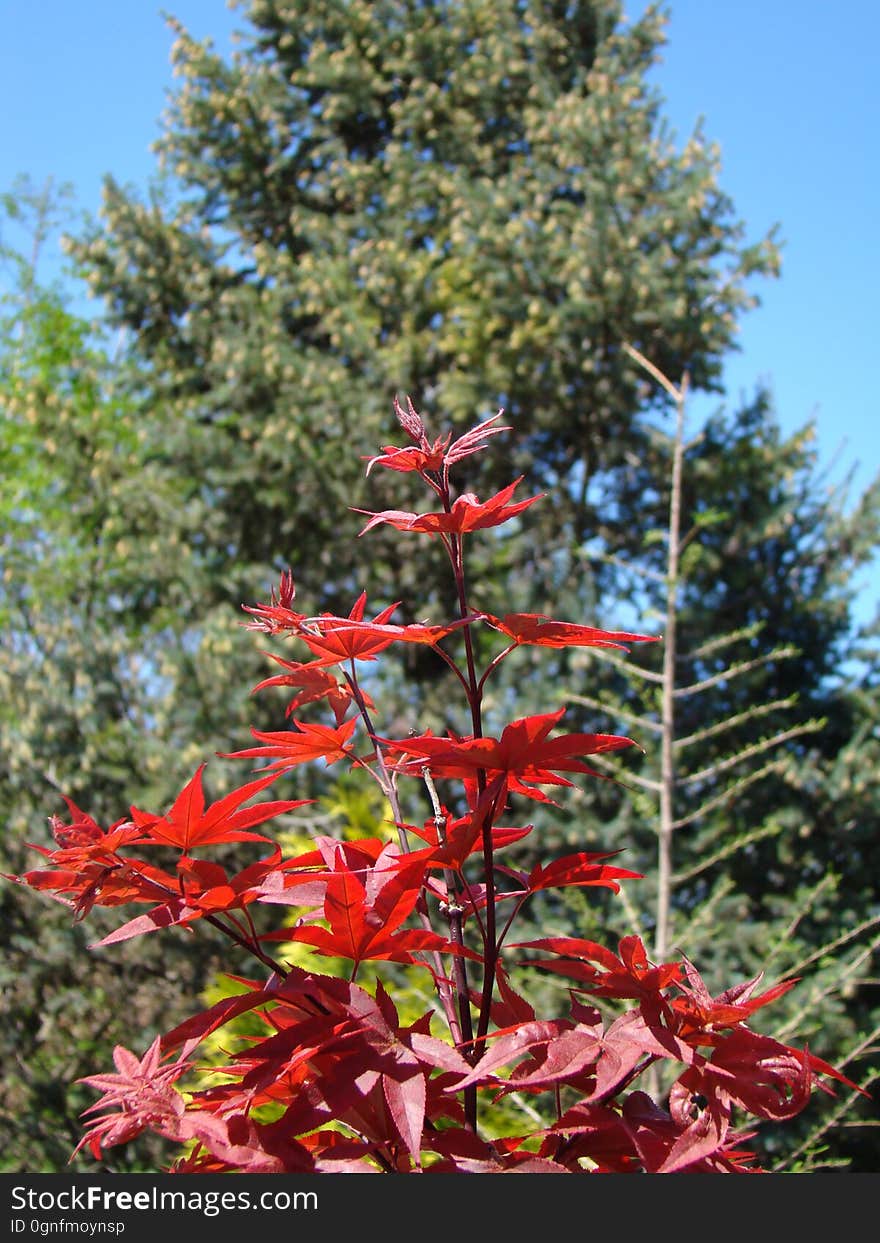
[615,878,649,941]
[678,722,824,787]
[674,696,799,750]
[589,549,667,584]
[587,648,665,684]
[568,692,663,733]
[670,759,784,830]
[775,915,880,996]
[673,821,784,884]
[673,648,799,698]
[674,876,736,949]
[622,341,682,403]
[762,874,838,971]
[772,939,880,1052]
[579,750,662,792]
[685,622,766,662]
[837,1022,880,1073]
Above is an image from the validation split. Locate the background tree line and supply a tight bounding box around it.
[1,0,876,1171]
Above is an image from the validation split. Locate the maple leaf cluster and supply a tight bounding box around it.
[7,398,865,1173]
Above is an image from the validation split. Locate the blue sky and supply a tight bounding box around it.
[2,0,878,615]
[636,2,878,492]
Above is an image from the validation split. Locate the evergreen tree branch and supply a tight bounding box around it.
[673,647,799,698]
[587,647,665,684]
[674,696,799,749]
[589,550,667,584]
[568,692,664,734]
[673,875,737,950]
[773,919,880,1019]
[685,621,766,661]
[670,759,785,830]
[677,721,825,787]
[762,874,838,971]
[672,821,784,884]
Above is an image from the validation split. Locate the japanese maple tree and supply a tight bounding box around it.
[8,396,866,1173]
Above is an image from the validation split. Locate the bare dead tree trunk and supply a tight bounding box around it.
[622,344,688,961]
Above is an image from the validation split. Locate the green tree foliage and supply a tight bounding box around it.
[547,374,880,1170]
[70,0,779,621]
[0,181,277,1170]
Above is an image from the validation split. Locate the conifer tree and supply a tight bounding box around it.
[554,353,880,1169]
[0,181,257,1171]
[71,0,779,616]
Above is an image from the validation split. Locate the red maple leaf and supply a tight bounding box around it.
[385,708,635,802]
[89,848,295,947]
[516,933,684,1001]
[515,851,643,897]
[10,803,144,881]
[176,849,288,915]
[697,1027,866,1110]
[74,1036,191,1160]
[403,808,533,874]
[44,798,145,853]
[10,853,178,922]
[485,612,657,651]
[290,592,402,665]
[365,399,509,479]
[242,569,307,634]
[302,613,481,653]
[356,477,542,538]
[366,441,449,476]
[222,717,358,773]
[290,841,470,968]
[6,801,179,919]
[130,764,311,850]
[449,1018,603,1092]
[669,957,800,1043]
[242,581,402,659]
[252,654,370,724]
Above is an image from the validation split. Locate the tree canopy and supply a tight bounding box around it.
[72,0,779,614]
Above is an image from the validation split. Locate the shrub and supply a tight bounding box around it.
[8,399,863,1172]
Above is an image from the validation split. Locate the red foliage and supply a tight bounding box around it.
[384,708,636,803]
[356,477,543,538]
[485,612,657,651]
[130,765,311,850]
[8,397,866,1174]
